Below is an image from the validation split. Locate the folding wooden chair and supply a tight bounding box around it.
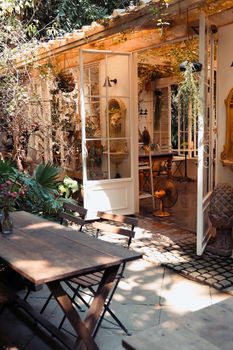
[60,202,89,230]
[60,211,138,337]
[24,202,90,302]
[39,202,92,312]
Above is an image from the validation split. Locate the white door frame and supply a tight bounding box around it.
[196,13,216,255]
[79,49,137,218]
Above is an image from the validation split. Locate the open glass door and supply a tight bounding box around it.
[196,14,216,255]
[79,49,135,218]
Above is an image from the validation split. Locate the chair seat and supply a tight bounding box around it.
[70,272,104,288]
[70,270,122,288]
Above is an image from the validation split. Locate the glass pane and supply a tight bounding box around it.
[84,65,99,96]
[86,140,107,180]
[109,139,130,179]
[82,51,131,182]
[108,97,129,139]
[85,97,107,138]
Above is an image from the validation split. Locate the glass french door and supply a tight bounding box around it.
[79,49,136,218]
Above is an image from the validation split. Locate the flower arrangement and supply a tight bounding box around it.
[0,180,26,211]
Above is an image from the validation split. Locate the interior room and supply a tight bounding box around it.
[136,38,204,232]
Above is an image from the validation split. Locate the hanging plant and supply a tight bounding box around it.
[56,70,75,93]
[173,61,201,126]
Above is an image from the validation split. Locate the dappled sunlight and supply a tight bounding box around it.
[25,222,62,230]
[125,259,154,272]
[161,279,211,311]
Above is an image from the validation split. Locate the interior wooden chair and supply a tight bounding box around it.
[59,211,138,337]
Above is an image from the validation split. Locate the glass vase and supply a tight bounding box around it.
[1,207,13,235]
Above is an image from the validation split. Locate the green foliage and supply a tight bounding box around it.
[34,163,61,190]
[0,160,65,218]
[4,0,131,38]
[0,159,17,182]
[173,62,200,128]
[17,163,63,216]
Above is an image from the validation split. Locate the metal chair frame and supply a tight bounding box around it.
[60,211,138,337]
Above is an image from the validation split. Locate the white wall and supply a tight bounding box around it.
[217,24,233,185]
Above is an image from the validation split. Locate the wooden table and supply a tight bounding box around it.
[122,297,233,350]
[0,211,142,350]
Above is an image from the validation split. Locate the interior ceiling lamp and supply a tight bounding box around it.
[103,76,117,87]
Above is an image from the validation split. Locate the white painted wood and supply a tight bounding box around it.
[79,49,88,183]
[79,49,135,219]
[197,15,216,255]
[196,12,206,256]
[132,52,139,213]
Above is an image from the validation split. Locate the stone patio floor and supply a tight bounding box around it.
[0,216,233,350]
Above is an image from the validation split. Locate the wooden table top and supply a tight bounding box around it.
[122,297,233,350]
[0,211,142,285]
[139,151,173,158]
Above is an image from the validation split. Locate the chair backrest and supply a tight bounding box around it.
[93,211,138,248]
[60,202,87,230]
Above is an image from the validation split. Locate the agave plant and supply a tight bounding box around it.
[16,163,65,218]
[0,159,18,183]
[0,160,76,218]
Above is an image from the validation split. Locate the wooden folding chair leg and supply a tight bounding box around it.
[93,303,130,337]
[93,278,130,337]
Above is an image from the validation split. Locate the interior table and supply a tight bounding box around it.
[0,211,142,350]
[139,151,173,177]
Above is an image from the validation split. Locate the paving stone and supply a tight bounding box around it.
[208,270,219,277]
[186,267,196,273]
[219,280,232,288]
[196,276,206,282]
[213,282,223,290]
[222,272,233,278]
[202,273,212,279]
[189,272,201,278]
[205,278,217,285]
[214,275,225,282]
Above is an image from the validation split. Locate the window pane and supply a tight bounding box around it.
[109,139,130,179]
[86,140,107,180]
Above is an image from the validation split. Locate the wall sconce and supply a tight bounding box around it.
[103,76,117,87]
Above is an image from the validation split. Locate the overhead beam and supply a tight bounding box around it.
[17,0,233,67]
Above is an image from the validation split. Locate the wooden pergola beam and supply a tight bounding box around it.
[17,0,233,67]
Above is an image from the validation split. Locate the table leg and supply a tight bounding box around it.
[47,281,99,350]
[48,264,119,350]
